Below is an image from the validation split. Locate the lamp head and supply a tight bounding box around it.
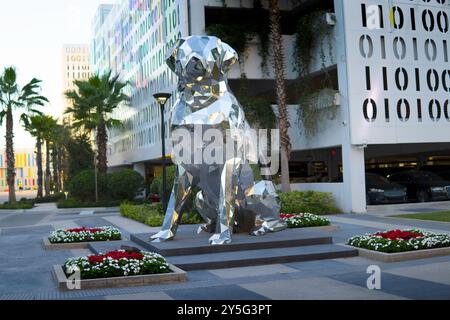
[153,93,172,106]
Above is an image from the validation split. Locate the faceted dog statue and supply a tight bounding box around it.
[151,36,286,245]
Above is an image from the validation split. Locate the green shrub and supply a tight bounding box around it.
[0,200,34,210]
[145,214,165,227]
[279,191,340,215]
[35,193,65,203]
[57,199,121,209]
[67,170,108,202]
[66,133,94,183]
[120,202,203,227]
[108,169,144,201]
[150,166,176,202]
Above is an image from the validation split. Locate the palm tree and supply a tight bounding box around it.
[0,67,48,203]
[65,71,129,176]
[24,115,51,198]
[269,0,291,192]
[50,123,70,192]
[42,116,58,196]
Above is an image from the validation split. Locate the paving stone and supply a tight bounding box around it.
[0,213,50,227]
[386,261,450,285]
[240,277,406,300]
[328,271,450,300]
[103,216,159,234]
[0,224,53,235]
[209,264,298,279]
[184,270,221,282]
[166,284,269,300]
[285,258,366,276]
[70,249,92,257]
[104,291,173,300]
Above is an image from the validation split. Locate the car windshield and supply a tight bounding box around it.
[413,172,443,182]
[367,174,390,184]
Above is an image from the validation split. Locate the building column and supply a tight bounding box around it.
[342,144,366,213]
[133,163,147,198]
[133,163,146,178]
[334,0,367,213]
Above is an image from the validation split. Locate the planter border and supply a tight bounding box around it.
[302,224,339,232]
[43,237,121,250]
[53,263,187,291]
[341,244,450,262]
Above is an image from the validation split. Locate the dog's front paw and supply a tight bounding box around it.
[208,232,232,245]
[150,230,174,242]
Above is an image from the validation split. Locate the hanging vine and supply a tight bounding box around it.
[205,0,270,74]
[235,73,276,130]
[293,10,338,138]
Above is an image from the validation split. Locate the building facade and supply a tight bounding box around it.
[62,44,93,122]
[92,0,450,213]
[0,149,38,192]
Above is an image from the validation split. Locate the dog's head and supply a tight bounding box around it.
[166,36,238,81]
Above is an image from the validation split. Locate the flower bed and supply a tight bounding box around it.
[64,249,171,280]
[348,229,450,253]
[280,213,330,228]
[48,226,122,244]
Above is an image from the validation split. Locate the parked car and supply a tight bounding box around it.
[366,173,407,205]
[387,170,450,202]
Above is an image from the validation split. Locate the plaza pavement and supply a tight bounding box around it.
[1,202,450,300]
[0,190,37,203]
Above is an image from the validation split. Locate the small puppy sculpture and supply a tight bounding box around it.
[151,36,286,245]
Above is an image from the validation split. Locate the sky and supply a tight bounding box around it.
[0,0,113,149]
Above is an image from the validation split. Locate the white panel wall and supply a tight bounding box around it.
[342,0,450,145]
[286,105,344,151]
[291,183,345,212]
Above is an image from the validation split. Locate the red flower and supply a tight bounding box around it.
[280,214,296,219]
[66,227,104,233]
[88,250,144,264]
[88,255,106,264]
[375,230,423,241]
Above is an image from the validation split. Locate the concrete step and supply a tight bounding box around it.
[131,227,333,256]
[166,244,358,270]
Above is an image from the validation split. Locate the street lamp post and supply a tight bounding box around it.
[94,152,98,203]
[153,93,172,214]
[92,139,99,203]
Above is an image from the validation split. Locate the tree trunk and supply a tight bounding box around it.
[5,108,16,203]
[45,140,51,196]
[269,0,291,192]
[36,139,43,198]
[57,146,64,191]
[52,145,59,192]
[96,120,108,176]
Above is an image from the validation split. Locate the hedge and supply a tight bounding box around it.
[0,198,35,210]
[34,193,66,203]
[57,199,122,209]
[279,191,340,215]
[120,202,203,227]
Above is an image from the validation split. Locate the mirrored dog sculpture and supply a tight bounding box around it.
[151,36,287,245]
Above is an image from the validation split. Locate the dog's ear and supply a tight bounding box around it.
[166,38,185,73]
[219,41,238,74]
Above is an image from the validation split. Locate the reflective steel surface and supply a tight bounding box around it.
[151,36,286,245]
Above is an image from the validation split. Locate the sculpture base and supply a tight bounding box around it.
[130,225,356,270]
